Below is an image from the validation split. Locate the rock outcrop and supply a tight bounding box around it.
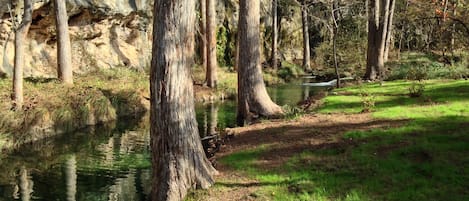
[0,0,152,77]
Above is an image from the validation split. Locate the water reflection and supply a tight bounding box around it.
[0,84,323,201]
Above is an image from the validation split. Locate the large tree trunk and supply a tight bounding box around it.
[206,0,217,88]
[12,0,33,109]
[150,0,217,200]
[237,0,283,126]
[365,0,390,81]
[199,0,207,68]
[54,0,73,85]
[383,0,395,62]
[271,0,278,69]
[301,4,311,72]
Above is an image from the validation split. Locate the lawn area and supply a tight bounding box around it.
[190,79,469,201]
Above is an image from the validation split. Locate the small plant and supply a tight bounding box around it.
[359,89,375,113]
[282,105,305,120]
[408,81,425,98]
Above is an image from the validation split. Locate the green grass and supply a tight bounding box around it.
[214,79,469,201]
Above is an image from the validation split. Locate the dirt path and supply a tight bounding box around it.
[196,113,407,200]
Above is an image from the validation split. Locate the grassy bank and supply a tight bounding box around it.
[189,79,469,201]
[0,68,149,151]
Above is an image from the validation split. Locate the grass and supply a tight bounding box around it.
[0,68,148,150]
[206,79,469,201]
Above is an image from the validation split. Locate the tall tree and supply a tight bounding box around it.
[199,0,207,70]
[12,0,33,109]
[365,0,390,80]
[54,0,73,85]
[206,0,217,88]
[237,0,283,126]
[301,3,312,72]
[150,0,217,200]
[271,0,279,69]
[383,0,396,62]
[331,0,341,88]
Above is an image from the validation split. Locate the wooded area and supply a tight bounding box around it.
[0,0,468,201]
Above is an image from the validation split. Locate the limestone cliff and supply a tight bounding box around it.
[0,0,303,77]
[0,0,152,77]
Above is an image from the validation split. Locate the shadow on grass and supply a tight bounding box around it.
[24,77,59,84]
[220,115,469,201]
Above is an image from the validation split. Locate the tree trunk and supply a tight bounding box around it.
[271,0,278,69]
[54,0,73,85]
[150,0,217,200]
[301,4,311,72]
[12,0,33,109]
[331,2,340,88]
[237,0,283,126]
[206,0,217,88]
[383,0,395,62]
[200,0,207,69]
[365,0,390,81]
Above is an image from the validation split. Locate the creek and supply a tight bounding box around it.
[0,82,326,201]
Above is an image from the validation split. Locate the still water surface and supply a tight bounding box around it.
[0,83,324,201]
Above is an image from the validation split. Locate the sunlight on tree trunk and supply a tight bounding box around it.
[271,0,278,69]
[12,0,33,109]
[365,0,390,81]
[206,0,217,88]
[237,0,283,126]
[200,0,207,69]
[383,0,396,62]
[150,0,217,200]
[54,0,73,85]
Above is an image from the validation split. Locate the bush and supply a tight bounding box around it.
[408,81,425,98]
[359,89,376,113]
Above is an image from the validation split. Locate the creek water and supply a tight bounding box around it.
[0,83,325,201]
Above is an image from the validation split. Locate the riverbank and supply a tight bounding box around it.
[188,79,469,201]
[0,68,150,152]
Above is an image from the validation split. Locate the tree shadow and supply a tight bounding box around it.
[218,115,469,200]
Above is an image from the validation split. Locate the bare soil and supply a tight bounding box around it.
[197,113,408,200]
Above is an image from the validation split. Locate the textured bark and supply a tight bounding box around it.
[12,0,33,109]
[150,0,217,200]
[200,0,207,69]
[383,0,395,62]
[54,0,73,85]
[301,4,311,72]
[271,0,278,69]
[237,0,283,126]
[206,0,217,88]
[365,0,390,81]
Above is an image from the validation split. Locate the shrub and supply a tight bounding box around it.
[408,81,425,98]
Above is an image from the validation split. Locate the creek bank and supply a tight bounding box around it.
[0,69,149,152]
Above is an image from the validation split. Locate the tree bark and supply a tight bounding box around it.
[331,1,340,88]
[200,0,207,69]
[54,0,73,85]
[383,0,395,62]
[301,4,311,72]
[271,0,278,69]
[206,0,217,88]
[150,0,217,200]
[12,0,33,109]
[237,0,283,126]
[365,0,390,81]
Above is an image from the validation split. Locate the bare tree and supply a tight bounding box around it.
[54,0,73,85]
[200,0,207,69]
[237,0,283,126]
[150,0,217,200]
[12,0,33,109]
[271,0,279,69]
[301,3,312,72]
[383,0,396,62]
[206,0,217,88]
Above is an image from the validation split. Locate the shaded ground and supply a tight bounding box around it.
[189,80,469,201]
[189,113,408,201]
